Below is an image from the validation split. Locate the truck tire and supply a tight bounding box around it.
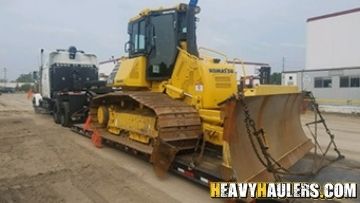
[34,107,40,114]
[53,106,61,124]
[60,102,71,127]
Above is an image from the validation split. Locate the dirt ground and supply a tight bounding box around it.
[0,93,359,203]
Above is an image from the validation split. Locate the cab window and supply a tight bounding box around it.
[130,20,146,55]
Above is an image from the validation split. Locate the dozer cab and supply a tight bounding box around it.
[89,1,313,183]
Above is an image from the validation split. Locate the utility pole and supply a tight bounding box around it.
[282,57,286,73]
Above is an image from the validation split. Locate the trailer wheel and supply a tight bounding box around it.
[53,107,61,124]
[60,102,71,127]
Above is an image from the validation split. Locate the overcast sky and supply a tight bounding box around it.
[0,0,359,80]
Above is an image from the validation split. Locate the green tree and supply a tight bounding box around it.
[270,72,282,84]
[16,73,34,83]
[19,83,33,92]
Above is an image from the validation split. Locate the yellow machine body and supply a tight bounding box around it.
[110,48,236,146]
[113,56,150,88]
[91,3,313,182]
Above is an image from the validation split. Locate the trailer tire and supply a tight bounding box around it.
[53,107,61,124]
[60,102,71,127]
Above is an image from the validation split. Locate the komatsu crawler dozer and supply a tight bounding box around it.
[89,1,313,182]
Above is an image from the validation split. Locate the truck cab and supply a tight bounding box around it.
[34,46,100,126]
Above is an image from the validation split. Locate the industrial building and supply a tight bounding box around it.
[228,61,271,85]
[98,57,118,81]
[282,7,360,113]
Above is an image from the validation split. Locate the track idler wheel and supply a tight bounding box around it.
[97,105,109,127]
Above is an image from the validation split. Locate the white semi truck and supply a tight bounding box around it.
[33,46,107,126]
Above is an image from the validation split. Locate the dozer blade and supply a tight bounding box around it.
[223,93,314,182]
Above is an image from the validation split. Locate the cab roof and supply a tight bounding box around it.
[129,3,199,22]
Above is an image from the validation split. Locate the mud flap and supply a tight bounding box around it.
[151,139,179,178]
[223,93,314,182]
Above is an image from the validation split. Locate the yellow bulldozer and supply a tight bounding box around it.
[89,1,314,183]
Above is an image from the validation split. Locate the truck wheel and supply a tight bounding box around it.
[53,107,61,124]
[60,102,71,127]
[34,107,40,114]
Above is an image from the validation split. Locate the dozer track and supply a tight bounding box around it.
[89,91,202,176]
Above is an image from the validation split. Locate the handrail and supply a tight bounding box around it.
[198,47,228,62]
[233,58,247,86]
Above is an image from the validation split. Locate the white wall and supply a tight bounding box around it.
[282,73,298,86]
[99,60,117,80]
[306,11,360,69]
[234,64,262,84]
[0,82,35,88]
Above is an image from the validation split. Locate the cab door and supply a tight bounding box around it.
[147,13,178,81]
